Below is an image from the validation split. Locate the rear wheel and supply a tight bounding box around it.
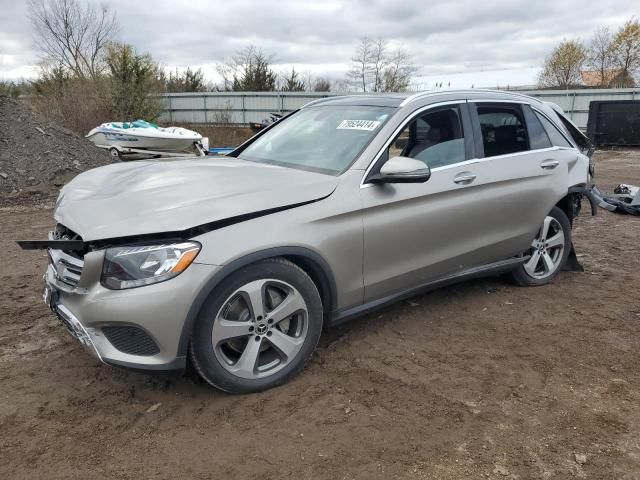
[190,258,323,393]
[508,206,571,286]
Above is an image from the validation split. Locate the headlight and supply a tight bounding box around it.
[101,241,201,290]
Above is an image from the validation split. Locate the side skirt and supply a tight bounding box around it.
[329,257,525,327]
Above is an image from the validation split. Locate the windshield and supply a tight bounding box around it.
[238,105,394,174]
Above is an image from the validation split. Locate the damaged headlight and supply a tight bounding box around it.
[101,241,201,289]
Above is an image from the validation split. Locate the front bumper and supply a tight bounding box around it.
[44,254,220,371]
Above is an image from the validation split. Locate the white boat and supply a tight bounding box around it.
[86,120,206,157]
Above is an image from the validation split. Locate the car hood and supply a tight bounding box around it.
[54,157,338,241]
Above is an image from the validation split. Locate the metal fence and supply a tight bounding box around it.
[159,88,640,130]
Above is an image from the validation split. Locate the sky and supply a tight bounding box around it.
[0,0,637,89]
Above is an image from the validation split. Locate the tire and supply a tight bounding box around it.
[189,258,323,393]
[508,206,572,286]
[109,147,121,159]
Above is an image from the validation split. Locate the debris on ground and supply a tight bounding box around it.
[600,183,640,215]
[146,402,162,413]
[614,184,639,197]
[0,96,113,205]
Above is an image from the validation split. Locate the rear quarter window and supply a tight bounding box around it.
[534,111,572,148]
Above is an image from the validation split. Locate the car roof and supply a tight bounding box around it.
[303,89,544,109]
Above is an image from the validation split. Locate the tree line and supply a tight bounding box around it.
[538,18,640,89]
[15,0,639,134]
[18,0,416,133]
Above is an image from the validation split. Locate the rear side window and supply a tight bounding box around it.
[476,104,529,157]
[534,111,572,148]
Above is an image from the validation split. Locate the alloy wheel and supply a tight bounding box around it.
[212,279,308,379]
[524,216,565,279]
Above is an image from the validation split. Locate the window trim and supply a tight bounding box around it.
[361,100,472,187]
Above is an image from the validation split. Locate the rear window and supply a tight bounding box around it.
[534,111,572,148]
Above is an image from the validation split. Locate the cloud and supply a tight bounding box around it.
[0,0,636,87]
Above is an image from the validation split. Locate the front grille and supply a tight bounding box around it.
[48,245,85,288]
[48,224,85,288]
[102,326,160,356]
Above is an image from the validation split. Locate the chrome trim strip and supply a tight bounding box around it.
[361,96,571,188]
[467,98,529,104]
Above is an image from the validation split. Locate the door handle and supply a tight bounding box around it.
[540,159,560,170]
[453,172,476,185]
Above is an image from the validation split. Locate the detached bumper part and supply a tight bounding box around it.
[569,184,612,214]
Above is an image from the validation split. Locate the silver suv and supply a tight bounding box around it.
[21,90,596,393]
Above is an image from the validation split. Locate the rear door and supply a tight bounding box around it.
[467,101,571,253]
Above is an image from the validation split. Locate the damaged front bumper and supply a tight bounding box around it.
[43,270,103,361]
[40,246,220,372]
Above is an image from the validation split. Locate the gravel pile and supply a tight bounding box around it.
[0,96,113,205]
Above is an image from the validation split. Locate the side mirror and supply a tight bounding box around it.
[369,156,431,184]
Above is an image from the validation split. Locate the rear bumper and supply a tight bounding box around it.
[569,184,610,214]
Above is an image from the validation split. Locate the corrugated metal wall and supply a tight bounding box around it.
[159,92,332,124]
[520,88,640,129]
[159,88,640,129]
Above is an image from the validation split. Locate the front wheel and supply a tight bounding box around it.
[189,258,323,393]
[508,206,571,286]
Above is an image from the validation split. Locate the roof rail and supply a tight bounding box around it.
[398,91,436,107]
[399,89,540,107]
[302,96,343,108]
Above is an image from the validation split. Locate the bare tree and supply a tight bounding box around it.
[587,27,615,87]
[611,18,640,87]
[382,48,416,92]
[370,38,388,92]
[347,37,374,92]
[215,45,277,91]
[538,39,587,89]
[346,38,416,92]
[27,0,118,80]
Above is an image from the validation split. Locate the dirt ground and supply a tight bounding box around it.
[1,150,639,480]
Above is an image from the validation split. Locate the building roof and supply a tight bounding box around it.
[581,69,623,87]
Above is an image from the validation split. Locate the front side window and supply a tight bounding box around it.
[238,105,394,175]
[385,106,466,169]
[477,104,529,157]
